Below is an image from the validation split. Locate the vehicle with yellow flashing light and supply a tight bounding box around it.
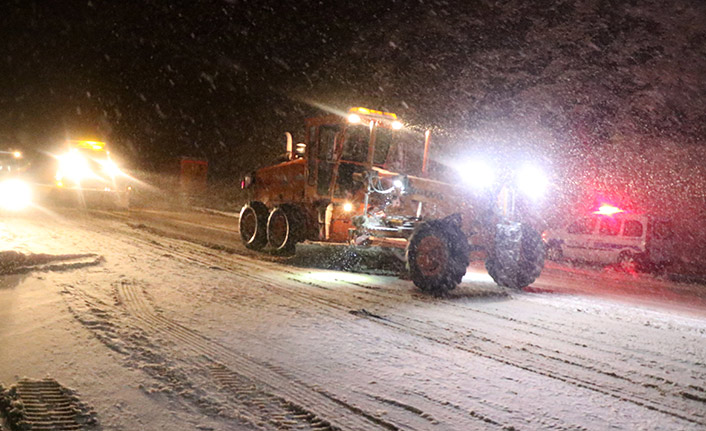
[50,140,132,209]
[0,149,33,211]
[240,107,547,294]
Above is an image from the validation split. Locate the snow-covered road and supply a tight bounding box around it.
[1,208,704,430]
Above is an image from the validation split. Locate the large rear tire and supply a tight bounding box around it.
[406,216,470,295]
[486,223,545,289]
[267,204,303,255]
[239,201,269,250]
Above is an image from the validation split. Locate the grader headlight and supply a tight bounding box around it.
[57,150,93,183]
[516,164,548,200]
[458,160,495,190]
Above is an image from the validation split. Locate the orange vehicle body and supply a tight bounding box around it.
[250,112,393,242]
[240,107,546,293]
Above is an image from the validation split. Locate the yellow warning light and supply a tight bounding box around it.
[348,107,398,120]
[74,140,106,151]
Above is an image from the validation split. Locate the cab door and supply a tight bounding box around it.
[315,125,341,198]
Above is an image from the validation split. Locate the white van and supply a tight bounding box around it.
[543,212,675,271]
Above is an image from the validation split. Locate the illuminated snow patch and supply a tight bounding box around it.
[462,269,495,283]
[302,271,375,284]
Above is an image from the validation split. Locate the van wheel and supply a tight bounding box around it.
[239,201,269,250]
[617,251,638,272]
[617,251,649,273]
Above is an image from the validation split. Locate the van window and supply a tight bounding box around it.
[599,217,621,236]
[567,217,596,234]
[622,220,643,237]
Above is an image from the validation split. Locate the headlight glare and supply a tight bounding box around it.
[459,160,495,190]
[0,179,32,211]
[517,164,548,200]
[101,159,122,177]
[58,151,92,183]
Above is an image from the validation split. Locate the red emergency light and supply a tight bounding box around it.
[593,204,625,216]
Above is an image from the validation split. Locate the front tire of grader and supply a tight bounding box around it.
[406,217,470,296]
[239,201,269,250]
[267,204,303,255]
[485,223,545,290]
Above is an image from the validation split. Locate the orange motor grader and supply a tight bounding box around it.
[239,107,545,294]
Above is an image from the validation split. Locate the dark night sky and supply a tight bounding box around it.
[1,0,705,210]
[1,0,416,174]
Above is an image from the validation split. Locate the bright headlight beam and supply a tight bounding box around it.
[58,151,93,183]
[459,160,495,190]
[101,159,122,177]
[517,164,548,200]
[0,179,32,211]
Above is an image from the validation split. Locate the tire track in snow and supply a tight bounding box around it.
[116,208,705,375]
[2,378,98,431]
[286,270,704,379]
[274,276,706,428]
[76,212,706,428]
[110,238,563,430]
[66,281,398,430]
[80,221,494,430]
[267,268,706,420]
[115,280,402,431]
[147,244,705,428]
[335,284,706,403]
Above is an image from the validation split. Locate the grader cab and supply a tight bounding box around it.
[240,107,546,294]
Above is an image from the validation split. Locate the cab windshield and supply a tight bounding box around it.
[340,124,394,165]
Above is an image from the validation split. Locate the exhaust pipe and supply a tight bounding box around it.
[422,129,431,176]
[285,132,293,160]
